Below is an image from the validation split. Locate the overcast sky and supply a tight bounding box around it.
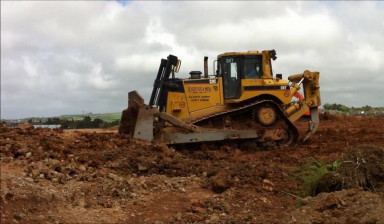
[2,1,384,119]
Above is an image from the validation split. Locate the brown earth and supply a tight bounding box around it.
[1,114,384,223]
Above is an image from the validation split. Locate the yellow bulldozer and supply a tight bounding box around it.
[119,50,321,146]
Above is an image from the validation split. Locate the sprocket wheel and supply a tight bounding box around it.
[256,106,276,126]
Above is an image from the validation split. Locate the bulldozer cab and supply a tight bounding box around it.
[218,54,263,99]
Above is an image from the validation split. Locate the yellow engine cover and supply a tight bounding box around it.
[166,77,226,122]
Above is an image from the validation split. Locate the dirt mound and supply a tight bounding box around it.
[1,115,384,223]
[315,145,384,195]
[319,111,345,120]
[287,189,384,224]
[209,171,233,193]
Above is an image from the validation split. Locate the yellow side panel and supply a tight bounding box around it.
[226,79,292,104]
[184,77,226,120]
[166,92,189,120]
[166,77,226,121]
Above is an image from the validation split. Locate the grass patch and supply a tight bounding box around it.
[91,112,121,123]
[294,158,341,197]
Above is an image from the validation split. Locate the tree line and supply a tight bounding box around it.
[29,116,119,129]
[323,103,380,113]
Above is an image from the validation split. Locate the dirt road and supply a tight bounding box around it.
[1,114,384,223]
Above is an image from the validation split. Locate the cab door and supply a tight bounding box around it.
[220,57,241,99]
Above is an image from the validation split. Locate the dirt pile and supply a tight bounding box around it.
[314,145,384,196]
[1,115,384,223]
[338,145,384,192]
[287,189,384,224]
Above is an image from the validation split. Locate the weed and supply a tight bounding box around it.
[294,159,340,197]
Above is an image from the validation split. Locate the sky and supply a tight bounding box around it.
[2,1,384,119]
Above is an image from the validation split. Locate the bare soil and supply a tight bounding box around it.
[1,114,384,223]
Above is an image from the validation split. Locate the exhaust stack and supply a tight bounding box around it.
[204,56,208,78]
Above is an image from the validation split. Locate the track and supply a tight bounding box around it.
[192,100,299,146]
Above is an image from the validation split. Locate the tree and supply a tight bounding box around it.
[93,118,103,128]
[52,117,61,124]
[61,119,70,129]
[323,103,351,113]
[83,116,92,127]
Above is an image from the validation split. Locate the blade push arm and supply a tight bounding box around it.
[285,70,321,140]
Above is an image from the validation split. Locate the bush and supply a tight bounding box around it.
[295,159,341,197]
[295,145,384,198]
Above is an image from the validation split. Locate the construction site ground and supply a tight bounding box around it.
[1,114,384,223]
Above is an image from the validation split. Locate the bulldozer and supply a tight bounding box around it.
[119,50,321,146]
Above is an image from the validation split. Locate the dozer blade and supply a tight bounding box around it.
[162,129,261,145]
[133,106,155,142]
[119,91,155,142]
[303,107,320,142]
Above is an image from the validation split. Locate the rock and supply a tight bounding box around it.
[262,179,275,192]
[31,169,40,178]
[191,206,206,214]
[49,159,61,170]
[17,147,29,155]
[260,197,272,205]
[346,188,360,196]
[79,165,87,172]
[174,212,182,221]
[209,213,220,222]
[323,194,339,209]
[131,193,137,198]
[301,197,310,205]
[40,168,50,176]
[138,163,148,171]
[210,171,232,193]
[108,173,124,182]
[25,152,32,158]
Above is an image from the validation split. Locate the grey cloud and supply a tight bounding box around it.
[1,1,384,119]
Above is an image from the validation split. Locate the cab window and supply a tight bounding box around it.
[220,57,240,99]
[244,57,262,79]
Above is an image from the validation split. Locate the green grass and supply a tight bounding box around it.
[294,159,341,197]
[89,112,121,123]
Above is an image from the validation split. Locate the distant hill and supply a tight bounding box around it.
[2,112,122,123]
[58,112,122,123]
[3,103,384,124]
